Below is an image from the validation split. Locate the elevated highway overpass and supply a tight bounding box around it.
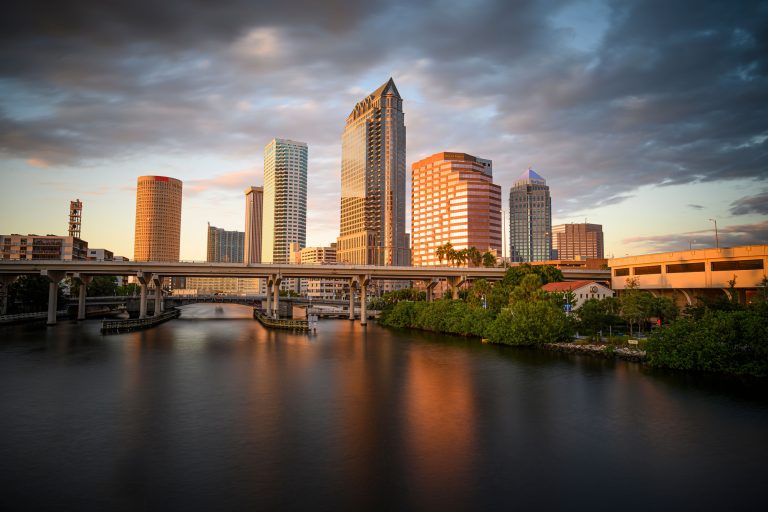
[0,260,610,325]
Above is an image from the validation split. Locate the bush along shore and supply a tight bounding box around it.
[376,266,768,378]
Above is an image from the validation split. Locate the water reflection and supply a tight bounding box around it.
[0,305,766,510]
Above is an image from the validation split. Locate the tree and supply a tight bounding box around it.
[7,275,65,314]
[619,278,644,336]
[436,243,452,265]
[466,247,483,267]
[454,248,468,267]
[757,276,768,302]
[576,297,622,340]
[71,275,119,297]
[502,263,563,288]
[482,251,496,267]
[510,274,547,303]
[486,299,573,345]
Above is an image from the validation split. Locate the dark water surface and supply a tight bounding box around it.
[1,304,766,511]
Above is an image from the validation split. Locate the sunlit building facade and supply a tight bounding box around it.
[337,78,409,266]
[262,139,307,264]
[133,175,182,262]
[552,223,604,260]
[509,169,551,262]
[206,224,244,263]
[411,152,502,266]
[0,234,88,261]
[244,186,263,264]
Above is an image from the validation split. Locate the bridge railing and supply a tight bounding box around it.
[0,310,67,324]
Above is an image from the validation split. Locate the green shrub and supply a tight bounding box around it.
[485,300,573,346]
[645,303,768,376]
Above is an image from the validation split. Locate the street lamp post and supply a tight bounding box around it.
[708,218,719,248]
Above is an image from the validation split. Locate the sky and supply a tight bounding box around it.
[0,0,766,261]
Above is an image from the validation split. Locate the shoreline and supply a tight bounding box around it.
[542,341,646,362]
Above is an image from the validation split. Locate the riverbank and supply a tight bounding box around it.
[543,341,646,362]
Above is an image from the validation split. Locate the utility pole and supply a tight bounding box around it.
[708,218,719,248]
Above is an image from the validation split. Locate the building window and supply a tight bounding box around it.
[634,265,662,275]
[666,262,705,273]
[711,259,764,271]
[614,268,629,277]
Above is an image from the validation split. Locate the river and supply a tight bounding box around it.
[0,304,766,510]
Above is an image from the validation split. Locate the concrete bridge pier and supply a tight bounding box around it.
[41,269,65,325]
[73,273,92,321]
[273,275,282,318]
[152,276,163,315]
[137,271,154,319]
[358,275,370,326]
[424,278,439,303]
[447,275,467,300]
[348,278,358,321]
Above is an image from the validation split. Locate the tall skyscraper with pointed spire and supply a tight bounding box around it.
[337,78,409,266]
[509,168,552,262]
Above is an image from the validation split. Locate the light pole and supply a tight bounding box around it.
[689,239,696,250]
[708,218,719,248]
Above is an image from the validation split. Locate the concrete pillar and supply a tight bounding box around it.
[41,270,65,326]
[447,276,466,300]
[272,275,281,318]
[153,277,163,315]
[425,279,438,303]
[136,271,153,320]
[266,276,273,316]
[140,283,148,319]
[74,274,92,321]
[348,279,356,320]
[359,275,369,326]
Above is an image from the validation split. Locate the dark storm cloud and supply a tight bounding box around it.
[730,190,768,215]
[1,0,766,216]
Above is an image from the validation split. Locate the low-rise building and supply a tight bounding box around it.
[542,280,614,309]
[87,248,114,261]
[1,234,88,261]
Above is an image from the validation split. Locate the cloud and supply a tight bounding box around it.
[729,190,768,215]
[688,204,704,210]
[0,0,766,225]
[621,221,768,252]
[26,157,49,168]
[185,168,260,196]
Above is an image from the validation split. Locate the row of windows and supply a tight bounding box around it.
[614,259,765,276]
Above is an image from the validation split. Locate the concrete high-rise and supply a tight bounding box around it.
[412,152,502,266]
[206,224,244,263]
[337,78,409,266]
[133,175,182,262]
[509,169,551,262]
[244,186,263,264]
[552,223,604,260]
[262,139,307,263]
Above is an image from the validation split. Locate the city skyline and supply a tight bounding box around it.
[1,1,766,259]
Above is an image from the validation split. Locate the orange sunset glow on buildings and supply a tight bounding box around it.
[411,152,502,266]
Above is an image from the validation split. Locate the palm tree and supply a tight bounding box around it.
[482,251,496,267]
[466,247,482,267]
[436,242,453,265]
